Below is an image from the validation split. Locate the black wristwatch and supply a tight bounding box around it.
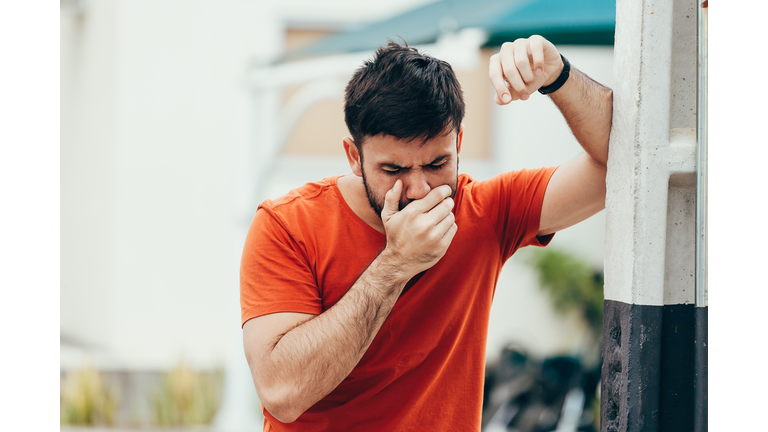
[538,54,570,95]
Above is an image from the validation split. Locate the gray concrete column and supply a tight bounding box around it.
[602,0,705,431]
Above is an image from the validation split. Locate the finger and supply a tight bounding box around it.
[496,92,519,104]
[406,184,452,214]
[431,208,455,234]
[423,197,454,226]
[513,40,535,89]
[528,35,546,79]
[501,42,528,99]
[489,53,512,105]
[446,221,458,241]
[437,220,458,248]
[381,180,402,221]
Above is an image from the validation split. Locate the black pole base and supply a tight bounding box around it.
[601,300,706,432]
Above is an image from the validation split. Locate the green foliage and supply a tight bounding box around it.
[60,364,118,426]
[527,248,604,337]
[592,381,601,431]
[151,361,221,426]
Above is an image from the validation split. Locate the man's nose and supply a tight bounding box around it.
[403,170,431,200]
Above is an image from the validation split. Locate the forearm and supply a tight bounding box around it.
[257,249,408,422]
[548,65,613,167]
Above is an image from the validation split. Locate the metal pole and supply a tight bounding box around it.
[694,1,708,431]
[695,4,708,309]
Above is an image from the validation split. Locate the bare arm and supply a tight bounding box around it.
[538,65,612,235]
[489,35,613,236]
[243,181,457,423]
[244,251,408,423]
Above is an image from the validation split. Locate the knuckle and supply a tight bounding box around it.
[501,42,513,51]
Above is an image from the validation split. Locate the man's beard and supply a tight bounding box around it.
[361,167,459,218]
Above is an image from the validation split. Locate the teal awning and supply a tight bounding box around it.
[283,0,615,62]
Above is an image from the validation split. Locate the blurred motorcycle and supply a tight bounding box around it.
[481,345,601,432]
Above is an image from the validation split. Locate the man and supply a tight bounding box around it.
[240,35,612,431]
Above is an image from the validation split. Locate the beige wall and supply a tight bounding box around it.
[284,28,331,52]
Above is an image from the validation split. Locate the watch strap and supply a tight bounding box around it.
[538,54,570,95]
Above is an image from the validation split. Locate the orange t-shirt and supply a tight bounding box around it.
[241,168,557,431]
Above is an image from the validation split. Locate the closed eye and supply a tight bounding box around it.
[426,159,448,170]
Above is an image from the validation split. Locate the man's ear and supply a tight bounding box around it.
[343,137,363,177]
[457,123,464,155]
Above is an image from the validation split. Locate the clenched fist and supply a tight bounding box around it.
[489,35,564,103]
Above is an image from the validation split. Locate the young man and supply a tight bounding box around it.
[241,35,612,431]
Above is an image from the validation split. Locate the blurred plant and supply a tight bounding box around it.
[151,361,221,426]
[593,380,601,431]
[526,248,604,341]
[60,364,119,426]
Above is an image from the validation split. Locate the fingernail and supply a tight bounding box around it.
[521,93,529,101]
[536,67,542,75]
[502,93,511,103]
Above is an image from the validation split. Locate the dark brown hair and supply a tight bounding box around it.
[344,40,465,149]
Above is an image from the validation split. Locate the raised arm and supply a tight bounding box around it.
[243,182,456,423]
[489,35,613,236]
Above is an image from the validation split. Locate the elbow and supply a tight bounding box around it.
[247,358,307,423]
[586,152,608,172]
[266,404,302,424]
[259,387,306,424]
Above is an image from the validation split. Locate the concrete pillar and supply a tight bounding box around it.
[602,0,705,431]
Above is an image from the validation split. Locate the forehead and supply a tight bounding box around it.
[361,131,457,164]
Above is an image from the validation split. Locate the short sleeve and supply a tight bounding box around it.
[469,166,558,261]
[240,205,322,327]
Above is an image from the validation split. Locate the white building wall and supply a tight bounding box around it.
[61,0,122,363]
[61,0,282,370]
